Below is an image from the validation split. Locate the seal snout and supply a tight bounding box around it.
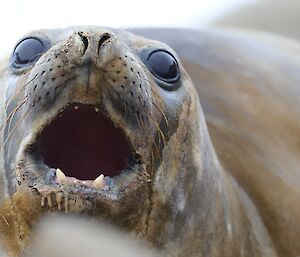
[7,27,172,216]
[78,31,112,54]
[9,28,156,201]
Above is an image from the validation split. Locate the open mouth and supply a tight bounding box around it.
[26,104,139,189]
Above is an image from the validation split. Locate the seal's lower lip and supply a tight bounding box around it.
[26,104,140,190]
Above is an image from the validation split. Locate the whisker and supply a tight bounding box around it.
[151,100,169,128]
[152,116,167,147]
[0,98,27,134]
[4,71,44,114]
[1,107,31,154]
[137,75,169,128]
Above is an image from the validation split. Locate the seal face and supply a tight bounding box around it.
[0,27,203,256]
[5,28,185,205]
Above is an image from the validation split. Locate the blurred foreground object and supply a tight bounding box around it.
[26,215,160,257]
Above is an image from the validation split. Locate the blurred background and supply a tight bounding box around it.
[1,0,299,58]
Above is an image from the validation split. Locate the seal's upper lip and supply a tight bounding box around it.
[24,103,141,191]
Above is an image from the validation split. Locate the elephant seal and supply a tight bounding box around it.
[0,27,299,257]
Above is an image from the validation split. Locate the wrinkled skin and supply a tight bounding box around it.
[0,27,299,257]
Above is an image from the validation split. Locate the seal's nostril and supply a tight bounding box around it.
[78,32,89,55]
[98,33,111,54]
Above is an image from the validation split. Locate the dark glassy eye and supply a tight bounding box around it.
[12,37,46,68]
[145,50,180,84]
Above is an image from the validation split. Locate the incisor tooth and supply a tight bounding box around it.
[74,105,79,110]
[56,168,67,184]
[95,107,99,112]
[93,174,104,189]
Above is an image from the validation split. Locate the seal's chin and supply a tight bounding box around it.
[24,104,140,191]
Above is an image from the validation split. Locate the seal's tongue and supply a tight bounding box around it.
[39,105,131,180]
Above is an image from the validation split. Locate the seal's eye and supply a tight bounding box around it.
[145,50,180,84]
[12,37,46,68]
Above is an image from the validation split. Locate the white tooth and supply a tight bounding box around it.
[95,107,99,112]
[74,105,79,110]
[93,174,104,189]
[56,168,67,184]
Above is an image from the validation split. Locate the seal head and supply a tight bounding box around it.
[0,27,261,257]
[0,27,204,255]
